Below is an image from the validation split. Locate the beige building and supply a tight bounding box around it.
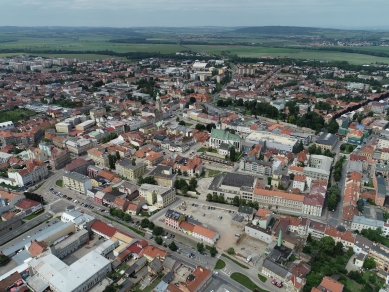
[55,122,72,133]
[75,120,95,131]
[87,148,109,168]
[66,138,97,156]
[49,147,71,170]
[139,184,176,208]
[369,244,389,272]
[63,172,92,194]
[115,158,147,179]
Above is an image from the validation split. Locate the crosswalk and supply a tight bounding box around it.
[221,267,232,276]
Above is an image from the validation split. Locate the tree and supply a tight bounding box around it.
[227,247,235,255]
[140,218,150,228]
[179,121,186,126]
[206,194,212,201]
[363,257,376,269]
[123,214,131,222]
[189,97,196,104]
[189,177,197,191]
[328,120,339,134]
[232,196,240,206]
[267,177,272,185]
[209,246,217,257]
[132,158,136,166]
[296,141,304,153]
[357,198,364,212]
[195,124,206,131]
[103,286,116,292]
[115,151,120,160]
[197,242,204,252]
[155,236,163,245]
[289,173,295,180]
[348,144,354,153]
[308,144,317,154]
[334,242,344,256]
[229,146,236,162]
[176,117,180,122]
[168,241,178,251]
[206,123,216,132]
[367,111,374,117]
[340,144,346,151]
[148,221,155,230]
[183,171,188,177]
[318,236,335,254]
[153,226,164,236]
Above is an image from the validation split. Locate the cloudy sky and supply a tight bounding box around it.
[1,0,387,29]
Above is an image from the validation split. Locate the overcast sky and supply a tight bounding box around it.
[1,0,388,29]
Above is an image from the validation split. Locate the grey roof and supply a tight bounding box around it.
[119,279,134,292]
[238,205,255,215]
[149,165,175,179]
[316,132,337,146]
[149,258,163,273]
[371,244,389,258]
[63,171,90,183]
[375,175,387,198]
[354,235,373,252]
[162,256,178,270]
[262,258,289,278]
[116,158,146,170]
[165,209,183,221]
[162,271,174,284]
[222,173,255,188]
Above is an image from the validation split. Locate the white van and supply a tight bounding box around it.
[246,255,252,263]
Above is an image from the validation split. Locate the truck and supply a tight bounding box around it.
[272,279,283,288]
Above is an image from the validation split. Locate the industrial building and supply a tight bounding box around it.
[245,131,298,152]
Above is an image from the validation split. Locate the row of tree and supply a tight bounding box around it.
[307,144,334,158]
[109,208,131,222]
[327,185,341,211]
[333,155,347,182]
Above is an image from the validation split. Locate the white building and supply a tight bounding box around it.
[61,211,95,229]
[245,131,298,152]
[351,216,384,232]
[28,251,112,292]
[244,223,273,243]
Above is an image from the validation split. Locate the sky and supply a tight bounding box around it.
[0,0,388,29]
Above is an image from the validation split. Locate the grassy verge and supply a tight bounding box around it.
[94,212,145,237]
[208,169,223,177]
[221,254,249,269]
[56,180,63,187]
[214,259,226,270]
[1,215,52,245]
[185,123,193,127]
[24,210,44,220]
[258,274,267,282]
[230,273,268,292]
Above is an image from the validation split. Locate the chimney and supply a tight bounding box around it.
[277,228,282,247]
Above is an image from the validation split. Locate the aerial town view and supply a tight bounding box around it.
[1,2,389,292]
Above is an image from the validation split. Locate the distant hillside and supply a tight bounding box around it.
[234,26,340,35]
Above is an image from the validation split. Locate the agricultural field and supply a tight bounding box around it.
[1,27,389,64]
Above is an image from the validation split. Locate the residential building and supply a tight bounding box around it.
[63,171,92,194]
[49,147,71,170]
[148,165,176,188]
[8,160,48,187]
[239,158,272,176]
[262,259,304,292]
[65,138,97,156]
[351,215,384,232]
[87,148,109,168]
[15,199,42,217]
[139,184,176,208]
[55,122,72,133]
[116,158,147,179]
[179,156,203,177]
[164,209,185,230]
[63,158,94,175]
[369,244,389,272]
[311,276,343,292]
[292,175,306,192]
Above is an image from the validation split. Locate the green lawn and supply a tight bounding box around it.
[207,169,223,177]
[185,123,193,127]
[24,210,44,220]
[230,273,268,292]
[214,259,226,270]
[221,254,249,269]
[56,180,63,187]
[258,274,267,283]
[0,108,36,123]
[340,143,356,154]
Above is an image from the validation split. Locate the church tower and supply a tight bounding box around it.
[156,92,162,112]
[217,113,222,130]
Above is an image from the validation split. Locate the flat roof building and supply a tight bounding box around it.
[246,131,298,152]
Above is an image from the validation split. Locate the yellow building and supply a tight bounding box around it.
[115,158,147,179]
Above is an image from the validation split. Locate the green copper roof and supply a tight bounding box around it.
[210,129,241,142]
